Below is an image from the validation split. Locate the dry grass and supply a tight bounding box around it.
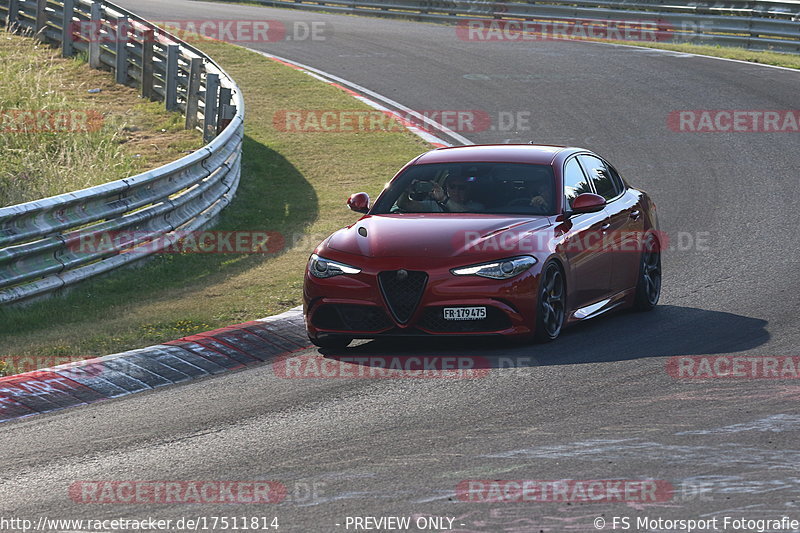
[0,28,201,207]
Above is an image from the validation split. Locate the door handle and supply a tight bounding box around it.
[630,210,641,220]
[601,223,611,231]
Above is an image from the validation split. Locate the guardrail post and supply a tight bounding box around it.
[165,44,180,111]
[62,0,75,57]
[6,0,19,29]
[492,1,503,20]
[115,16,129,84]
[0,0,245,305]
[217,87,234,134]
[35,0,48,41]
[203,73,220,143]
[88,2,101,68]
[746,17,756,50]
[185,57,203,130]
[140,28,155,99]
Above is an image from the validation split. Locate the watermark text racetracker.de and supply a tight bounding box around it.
[1,109,103,133]
[69,230,285,255]
[69,480,286,504]
[68,478,324,505]
[667,356,800,379]
[453,229,711,255]
[668,110,800,132]
[0,355,98,377]
[456,18,675,42]
[273,109,533,134]
[70,19,331,44]
[274,355,491,379]
[458,479,673,503]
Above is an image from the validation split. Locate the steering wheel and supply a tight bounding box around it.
[508,198,531,207]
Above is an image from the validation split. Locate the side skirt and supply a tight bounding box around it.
[568,288,636,322]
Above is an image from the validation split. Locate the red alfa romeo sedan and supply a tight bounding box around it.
[303,144,661,348]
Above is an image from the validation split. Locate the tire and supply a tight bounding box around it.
[534,261,566,342]
[633,233,661,311]
[310,335,353,349]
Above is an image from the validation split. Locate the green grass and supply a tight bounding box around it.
[0,37,430,367]
[0,28,201,207]
[597,41,800,70]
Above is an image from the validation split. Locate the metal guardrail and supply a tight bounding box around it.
[0,0,244,305]
[244,0,800,53]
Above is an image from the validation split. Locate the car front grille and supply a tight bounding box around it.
[419,306,512,333]
[312,304,393,332]
[378,270,428,324]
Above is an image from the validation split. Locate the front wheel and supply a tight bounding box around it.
[633,233,661,311]
[310,335,352,349]
[534,261,566,342]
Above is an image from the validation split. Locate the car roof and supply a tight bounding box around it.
[414,144,582,166]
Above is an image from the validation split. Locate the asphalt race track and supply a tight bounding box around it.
[3,1,800,531]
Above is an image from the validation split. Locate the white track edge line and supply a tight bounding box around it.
[576,38,800,74]
[248,48,474,146]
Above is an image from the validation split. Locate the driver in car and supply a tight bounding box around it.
[528,181,551,211]
[398,175,484,213]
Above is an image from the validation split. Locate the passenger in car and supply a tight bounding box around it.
[398,175,484,213]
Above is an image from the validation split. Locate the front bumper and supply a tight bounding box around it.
[303,254,542,339]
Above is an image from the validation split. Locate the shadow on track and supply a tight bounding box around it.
[319,305,770,369]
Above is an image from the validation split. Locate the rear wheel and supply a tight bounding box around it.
[634,233,661,311]
[534,261,566,342]
[310,335,352,349]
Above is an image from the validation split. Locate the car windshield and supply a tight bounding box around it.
[371,162,556,215]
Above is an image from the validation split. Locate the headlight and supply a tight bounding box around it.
[451,255,537,280]
[308,254,361,278]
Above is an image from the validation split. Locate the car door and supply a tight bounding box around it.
[557,156,613,309]
[578,155,644,294]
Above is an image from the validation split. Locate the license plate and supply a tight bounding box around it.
[443,307,486,320]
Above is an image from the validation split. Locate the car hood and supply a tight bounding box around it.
[326,214,552,258]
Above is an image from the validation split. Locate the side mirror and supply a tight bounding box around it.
[570,193,606,214]
[347,192,370,214]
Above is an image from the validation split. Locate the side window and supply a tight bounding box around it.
[563,158,591,209]
[578,155,620,201]
[606,164,626,192]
